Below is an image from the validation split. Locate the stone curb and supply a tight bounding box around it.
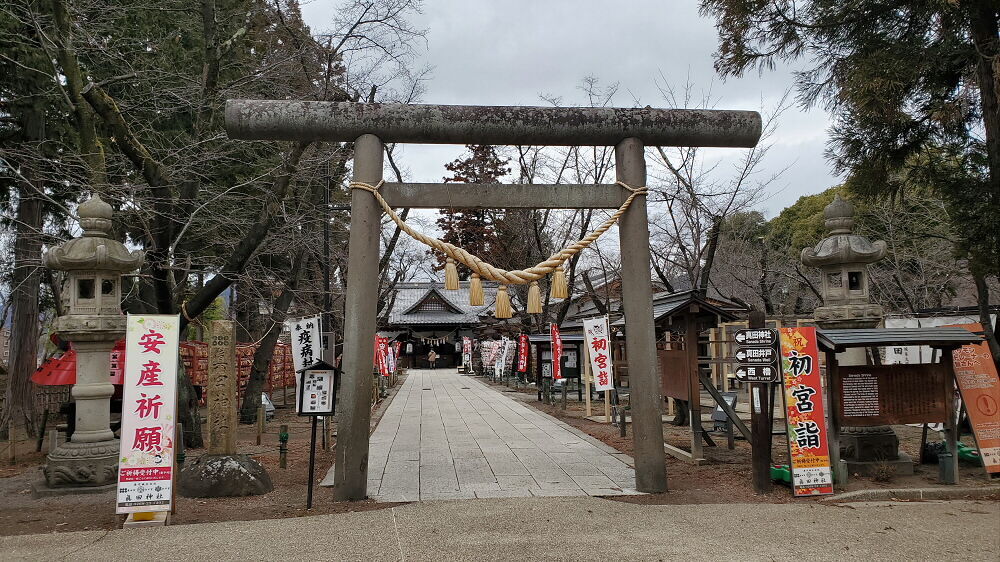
[824,485,1000,503]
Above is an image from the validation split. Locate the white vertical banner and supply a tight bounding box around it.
[583,316,614,392]
[117,314,181,514]
[287,315,322,372]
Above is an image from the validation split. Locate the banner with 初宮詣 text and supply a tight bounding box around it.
[780,326,834,496]
[583,316,614,391]
[117,315,180,514]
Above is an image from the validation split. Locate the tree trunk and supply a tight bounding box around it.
[968,1,1000,199]
[698,215,722,293]
[973,272,1000,371]
[239,250,306,424]
[1,109,45,437]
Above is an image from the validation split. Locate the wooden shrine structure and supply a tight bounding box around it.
[817,327,983,485]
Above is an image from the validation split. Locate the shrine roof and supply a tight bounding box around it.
[816,327,983,352]
[386,282,498,326]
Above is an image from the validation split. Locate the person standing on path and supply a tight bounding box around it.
[428,350,438,369]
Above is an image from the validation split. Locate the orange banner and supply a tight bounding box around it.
[949,324,1000,475]
[780,327,834,496]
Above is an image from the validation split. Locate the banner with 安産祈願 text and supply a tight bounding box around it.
[117,315,180,514]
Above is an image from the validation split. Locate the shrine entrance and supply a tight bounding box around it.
[225,101,761,500]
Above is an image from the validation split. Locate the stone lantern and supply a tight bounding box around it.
[801,195,886,327]
[801,195,912,476]
[39,194,143,492]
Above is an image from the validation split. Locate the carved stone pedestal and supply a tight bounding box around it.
[840,426,914,477]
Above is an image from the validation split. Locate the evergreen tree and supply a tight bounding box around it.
[700,0,1000,359]
[435,145,510,277]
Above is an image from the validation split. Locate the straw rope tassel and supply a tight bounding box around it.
[495,285,512,319]
[350,180,647,288]
[527,281,542,314]
[469,274,484,306]
[444,257,459,290]
[550,268,568,299]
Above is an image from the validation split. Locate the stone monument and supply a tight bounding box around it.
[178,320,272,497]
[38,195,143,493]
[208,320,238,455]
[801,194,913,476]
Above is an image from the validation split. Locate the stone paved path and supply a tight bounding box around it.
[363,368,639,501]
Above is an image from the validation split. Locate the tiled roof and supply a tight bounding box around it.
[386,282,499,326]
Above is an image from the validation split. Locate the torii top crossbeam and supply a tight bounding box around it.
[225,100,762,148]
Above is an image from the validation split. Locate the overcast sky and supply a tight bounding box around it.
[301,0,838,217]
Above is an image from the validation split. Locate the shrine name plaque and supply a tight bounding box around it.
[836,364,949,425]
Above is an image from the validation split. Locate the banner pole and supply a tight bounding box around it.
[583,341,593,418]
[307,415,318,509]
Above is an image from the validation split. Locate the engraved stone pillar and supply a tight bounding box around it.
[180,319,273,498]
[208,320,237,455]
[38,195,144,493]
[802,195,912,477]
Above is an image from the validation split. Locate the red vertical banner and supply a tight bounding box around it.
[779,326,834,496]
[550,323,563,381]
[374,336,390,377]
[517,334,529,372]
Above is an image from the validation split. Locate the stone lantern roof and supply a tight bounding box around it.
[43,194,144,272]
[800,195,886,267]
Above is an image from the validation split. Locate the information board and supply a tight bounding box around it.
[298,369,337,416]
[836,364,949,425]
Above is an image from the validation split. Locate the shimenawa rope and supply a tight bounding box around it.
[350,180,647,285]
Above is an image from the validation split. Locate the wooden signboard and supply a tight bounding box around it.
[658,349,688,401]
[836,364,949,426]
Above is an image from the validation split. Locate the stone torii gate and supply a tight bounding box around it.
[225,101,761,500]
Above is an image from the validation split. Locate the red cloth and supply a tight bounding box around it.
[32,339,126,385]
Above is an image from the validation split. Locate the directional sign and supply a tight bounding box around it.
[735,346,778,365]
[735,365,779,383]
[734,329,778,347]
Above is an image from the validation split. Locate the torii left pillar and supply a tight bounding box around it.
[332,134,383,501]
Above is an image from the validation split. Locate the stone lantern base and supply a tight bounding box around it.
[33,439,120,497]
[840,426,914,477]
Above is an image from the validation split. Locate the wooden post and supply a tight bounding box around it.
[941,348,959,485]
[616,137,668,493]
[686,308,704,462]
[332,134,382,501]
[256,405,264,446]
[825,350,846,485]
[748,310,772,494]
[604,390,611,423]
[279,424,289,469]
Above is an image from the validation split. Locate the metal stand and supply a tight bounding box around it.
[307,416,318,509]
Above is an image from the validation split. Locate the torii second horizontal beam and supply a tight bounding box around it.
[225,100,762,148]
[377,182,628,209]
